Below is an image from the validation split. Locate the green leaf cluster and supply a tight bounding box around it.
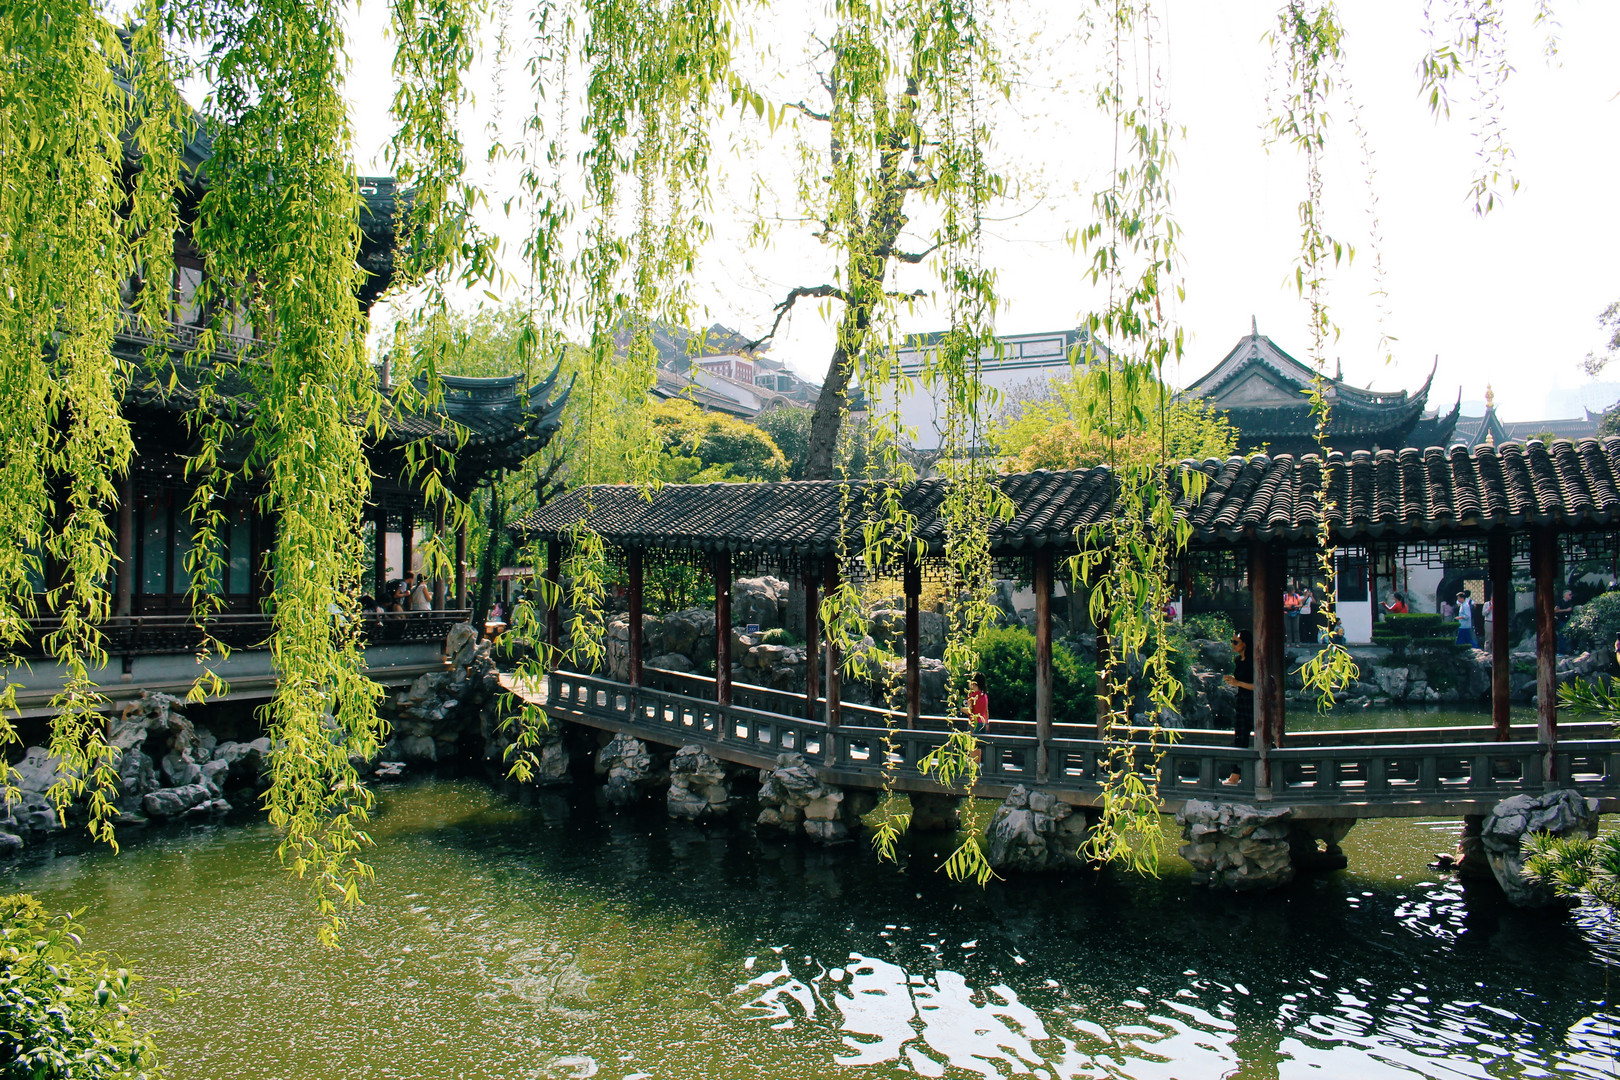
[972,625,1097,727]
[0,894,162,1078]
[649,398,787,482]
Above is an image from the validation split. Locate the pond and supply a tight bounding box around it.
[7,775,1619,1080]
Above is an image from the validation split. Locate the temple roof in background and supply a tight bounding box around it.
[1180,324,1456,457]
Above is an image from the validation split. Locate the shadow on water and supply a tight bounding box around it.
[6,777,1620,1079]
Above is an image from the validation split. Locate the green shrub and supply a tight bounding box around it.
[759,627,802,647]
[0,895,161,1078]
[1183,612,1233,643]
[973,625,1097,725]
[1565,591,1620,655]
[1381,612,1450,640]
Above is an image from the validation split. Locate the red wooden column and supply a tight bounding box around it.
[803,569,820,721]
[1267,544,1288,746]
[1249,540,1281,789]
[1531,527,1559,782]
[1034,547,1055,783]
[544,541,562,662]
[432,503,448,610]
[904,557,922,730]
[824,554,842,730]
[372,503,389,602]
[455,518,469,611]
[115,473,134,617]
[627,547,644,689]
[1488,533,1513,741]
[401,509,415,592]
[714,550,733,707]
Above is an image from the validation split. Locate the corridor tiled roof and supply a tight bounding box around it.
[516,438,1620,556]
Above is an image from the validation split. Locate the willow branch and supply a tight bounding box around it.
[745,283,849,350]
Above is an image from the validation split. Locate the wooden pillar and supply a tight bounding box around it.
[1532,527,1558,781]
[431,503,447,610]
[115,473,134,617]
[401,509,415,590]
[455,517,468,611]
[372,503,389,601]
[544,541,562,661]
[904,557,922,730]
[714,550,732,706]
[627,547,644,688]
[1034,548,1054,783]
[803,570,820,721]
[824,554,841,730]
[1267,544,1288,747]
[1249,540,1281,789]
[1489,533,1513,741]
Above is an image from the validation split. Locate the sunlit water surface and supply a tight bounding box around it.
[7,778,1620,1080]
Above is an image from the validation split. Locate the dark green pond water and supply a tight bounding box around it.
[7,777,1620,1079]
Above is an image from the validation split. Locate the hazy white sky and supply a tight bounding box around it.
[337,0,1620,423]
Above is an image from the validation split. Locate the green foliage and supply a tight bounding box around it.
[0,895,162,1078]
[972,626,1096,727]
[1525,831,1620,911]
[995,369,1237,470]
[1182,612,1233,643]
[1563,591,1620,655]
[753,406,812,480]
[649,398,787,482]
[758,627,801,647]
[1372,612,1456,650]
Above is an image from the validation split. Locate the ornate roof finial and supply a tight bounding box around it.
[1485,383,1495,410]
[1251,314,1258,337]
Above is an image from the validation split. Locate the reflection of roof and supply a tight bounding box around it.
[518,438,1620,554]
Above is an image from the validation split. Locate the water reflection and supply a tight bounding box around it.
[4,779,1618,1080]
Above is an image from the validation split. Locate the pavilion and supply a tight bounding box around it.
[519,438,1620,799]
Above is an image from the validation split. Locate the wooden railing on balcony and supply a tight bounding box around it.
[16,610,470,658]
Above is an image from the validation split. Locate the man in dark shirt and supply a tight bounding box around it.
[1223,629,1255,784]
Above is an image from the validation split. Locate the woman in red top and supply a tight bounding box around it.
[966,673,990,765]
[968,673,990,734]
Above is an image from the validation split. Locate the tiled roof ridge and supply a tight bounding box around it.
[517,436,1620,554]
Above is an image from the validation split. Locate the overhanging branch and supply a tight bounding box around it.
[745,284,849,351]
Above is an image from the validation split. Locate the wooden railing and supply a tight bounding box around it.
[16,610,470,658]
[541,670,1620,808]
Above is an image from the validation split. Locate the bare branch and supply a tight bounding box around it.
[885,239,943,264]
[784,100,831,123]
[744,284,849,351]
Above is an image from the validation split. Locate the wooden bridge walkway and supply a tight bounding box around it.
[509,668,1620,820]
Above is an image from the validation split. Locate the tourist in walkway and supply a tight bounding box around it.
[1284,586,1301,644]
[1555,589,1575,653]
[1298,587,1315,643]
[1381,591,1407,618]
[1455,592,1478,647]
[408,572,432,611]
[1222,629,1255,785]
[1482,594,1494,652]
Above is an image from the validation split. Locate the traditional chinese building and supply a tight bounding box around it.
[12,89,568,716]
[1181,322,1459,457]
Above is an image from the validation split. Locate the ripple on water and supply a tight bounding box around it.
[5,779,1619,1080]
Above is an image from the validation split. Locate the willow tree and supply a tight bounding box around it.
[0,0,1565,934]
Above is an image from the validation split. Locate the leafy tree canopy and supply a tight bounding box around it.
[994,368,1237,471]
[649,398,788,482]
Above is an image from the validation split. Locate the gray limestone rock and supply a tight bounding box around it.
[1177,800,1295,890]
[666,745,731,820]
[1481,788,1599,906]
[986,785,1093,872]
[200,759,231,798]
[142,783,213,819]
[13,746,71,795]
[598,732,661,807]
[755,752,863,843]
[662,609,717,657]
[395,735,438,762]
[117,748,159,805]
[161,748,203,788]
[212,738,271,787]
[445,621,480,668]
[0,831,21,858]
[732,576,788,630]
